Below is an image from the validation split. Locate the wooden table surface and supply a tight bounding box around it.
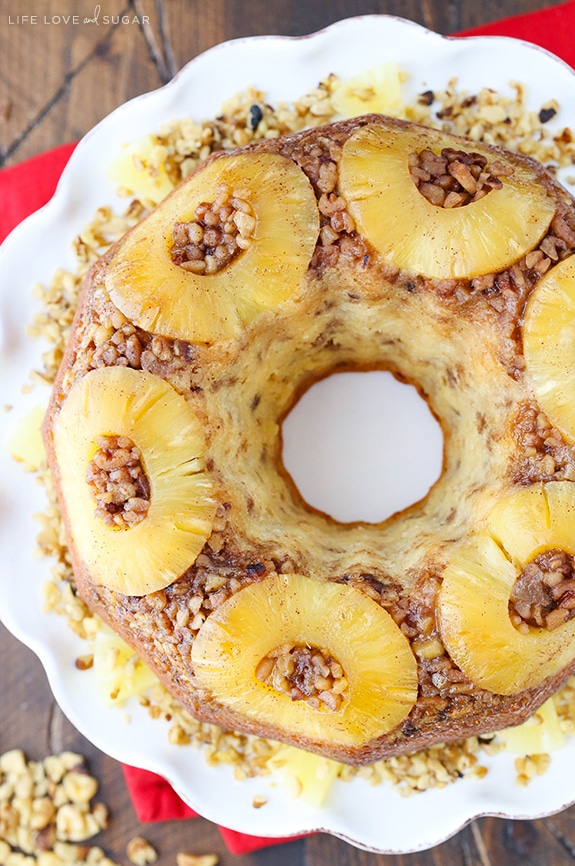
[2,1,575,864]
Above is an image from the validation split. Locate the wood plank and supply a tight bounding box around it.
[474,815,575,866]
[543,813,575,860]
[139,0,565,79]
[0,0,125,162]
[305,823,481,865]
[0,0,163,166]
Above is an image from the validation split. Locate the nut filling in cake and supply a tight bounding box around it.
[170,183,256,275]
[255,644,349,712]
[509,550,575,633]
[86,434,151,529]
[43,114,575,765]
[410,146,513,208]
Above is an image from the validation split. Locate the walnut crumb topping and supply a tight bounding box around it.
[86,434,150,529]
[255,644,348,711]
[510,549,575,632]
[171,183,255,274]
[410,147,513,208]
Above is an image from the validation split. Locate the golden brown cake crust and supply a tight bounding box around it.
[43,114,575,764]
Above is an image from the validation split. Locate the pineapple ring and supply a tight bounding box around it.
[51,366,216,596]
[192,573,418,748]
[339,123,556,279]
[523,256,575,444]
[438,482,575,695]
[105,152,320,343]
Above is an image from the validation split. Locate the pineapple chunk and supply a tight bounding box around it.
[498,697,565,754]
[332,63,404,119]
[108,134,174,204]
[192,573,418,749]
[267,745,341,807]
[438,482,575,695]
[106,152,319,344]
[49,366,216,596]
[6,404,47,470]
[93,624,158,707]
[339,123,555,279]
[523,255,575,443]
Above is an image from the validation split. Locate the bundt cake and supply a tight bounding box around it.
[42,114,575,764]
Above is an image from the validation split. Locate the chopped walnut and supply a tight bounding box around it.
[0,749,114,865]
[255,644,348,711]
[86,435,150,529]
[75,654,94,671]
[509,549,575,632]
[176,855,219,866]
[171,183,255,274]
[126,837,158,866]
[252,794,267,808]
[513,403,575,484]
[410,147,513,208]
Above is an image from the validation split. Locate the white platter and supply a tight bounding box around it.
[2,15,575,855]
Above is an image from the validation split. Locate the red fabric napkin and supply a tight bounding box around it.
[457,0,575,66]
[2,0,575,854]
[121,765,300,855]
[0,142,77,243]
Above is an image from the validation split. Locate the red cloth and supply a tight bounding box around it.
[121,765,300,854]
[457,0,575,68]
[2,0,575,853]
[121,765,199,821]
[0,142,77,243]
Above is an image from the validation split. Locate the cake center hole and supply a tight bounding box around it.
[282,371,444,524]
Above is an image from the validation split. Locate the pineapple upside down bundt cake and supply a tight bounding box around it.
[43,114,575,764]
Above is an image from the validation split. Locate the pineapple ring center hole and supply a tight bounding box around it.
[282,371,444,524]
[509,548,575,633]
[86,434,151,529]
[410,148,513,208]
[255,643,347,711]
[170,183,256,275]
